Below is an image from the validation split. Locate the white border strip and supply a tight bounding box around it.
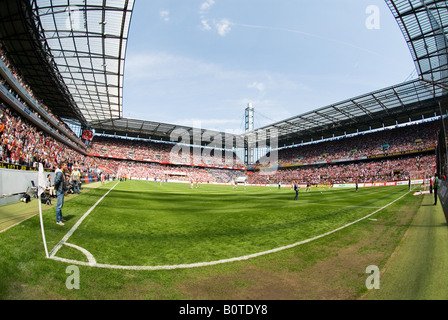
[49,187,411,271]
[0,214,37,234]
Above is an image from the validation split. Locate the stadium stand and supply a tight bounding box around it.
[0,6,442,191]
[0,101,86,169]
[3,93,437,186]
[0,41,86,149]
[246,154,436,185]
[244,119,439,185]
[88,135,245,168]
[255,120,438,167]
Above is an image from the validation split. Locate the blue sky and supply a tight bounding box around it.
[122,0,417,134]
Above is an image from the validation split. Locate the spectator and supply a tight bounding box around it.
[71,166,81,194]
[54,161,68,226]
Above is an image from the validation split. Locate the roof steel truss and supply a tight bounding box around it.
[30,0,135,123]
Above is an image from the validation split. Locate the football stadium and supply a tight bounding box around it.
[1,0,448,307]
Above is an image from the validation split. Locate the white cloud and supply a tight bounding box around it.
[201,19,212,31]
[248,82,265,94]
[160,10,170,22]
[199,1,232,36]
[215,19,232,36]
[200,0,215,14]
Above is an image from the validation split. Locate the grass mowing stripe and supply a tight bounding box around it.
[0,212,37,225]
[364,193,448,299]
[295,202,382,208]
[0,213,37,234]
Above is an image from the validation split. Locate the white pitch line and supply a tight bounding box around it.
[49,188,411,271]
[297,202,382,209]
[48,181,120,259]
[64,242,97,265]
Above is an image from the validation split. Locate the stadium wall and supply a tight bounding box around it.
[436,114,448,224]
[0,163,52,194]
[0,163,99,206]
[0,165,53,206]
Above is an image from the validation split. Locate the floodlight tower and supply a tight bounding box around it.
[245,103,254,132]
[245,103,255,165]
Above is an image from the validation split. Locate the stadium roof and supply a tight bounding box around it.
[387,0,448,88]
[0,0,447,150]
[244,78,445,147]
[92,118,243,147]
[0,0,85,123]
[0,0,134,127]
[32,0,134,124]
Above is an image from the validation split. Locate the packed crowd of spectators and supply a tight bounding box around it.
[0,102,85,169]
[0,101,244,184]
[246,154,436,185]
[256,121,438,167]
[106,159,216,183]
[0,40,83,146]
[89,135,245,168]
[1,95,439,186]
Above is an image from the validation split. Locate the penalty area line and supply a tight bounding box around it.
[48,181,120,260]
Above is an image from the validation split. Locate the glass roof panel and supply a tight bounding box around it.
[32,0,135,123]
[387,0,448,86]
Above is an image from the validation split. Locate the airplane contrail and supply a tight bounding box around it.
[232,22,390,60]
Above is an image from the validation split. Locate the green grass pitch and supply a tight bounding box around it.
[44,181,411,268]
[1,179,428,300]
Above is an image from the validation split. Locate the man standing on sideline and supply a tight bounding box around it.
[54,162,67,226]
[71,166,81,194]
[294,181,299,200]
[430,176,433,194]
[434,175,439,206]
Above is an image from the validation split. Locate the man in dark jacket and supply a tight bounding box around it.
[294,181,299,200]
[54,162,67,226]
[434,175,439,206]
